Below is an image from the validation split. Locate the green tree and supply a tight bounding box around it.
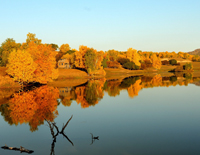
[85,49,96,73]
[169,59,177,65]
[123,61,139,70]
[65,49,76,55]
[183,62,193,71]
[0,38,21,66]
[49,43,58,51]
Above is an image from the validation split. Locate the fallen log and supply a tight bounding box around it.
[1,145,34,154]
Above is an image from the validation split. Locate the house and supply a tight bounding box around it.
[58,59,71,69]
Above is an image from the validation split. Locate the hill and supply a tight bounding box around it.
[188,49,200,56]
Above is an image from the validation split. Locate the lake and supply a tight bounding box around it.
[0,74,200,155]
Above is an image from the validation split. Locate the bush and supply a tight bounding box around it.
[183,62,193,71]
[141,63,147,70]
[143,60,153,68]
[106,61,121,68]
[161,60,169,65]
[169,59,177,65]
[122,62,139,70]
[102,58,108,68]
[117,58,130,65]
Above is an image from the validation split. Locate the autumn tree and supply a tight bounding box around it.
[26,32,41,45]
[107,49,118,61]
[74,45,88,68]
[151,54,161,69]
[6,42,59,84]
[20,33,42,49]
[74,45,105,75]
[27,42,59,83]
[126,48,141,67]
[59,43,71,53]
[6,49,37,84]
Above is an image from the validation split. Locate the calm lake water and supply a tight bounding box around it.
[0,75,200,155]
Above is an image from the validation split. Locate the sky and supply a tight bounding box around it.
[0,0,199,52]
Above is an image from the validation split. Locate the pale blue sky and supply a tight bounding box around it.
[0,0,199,52]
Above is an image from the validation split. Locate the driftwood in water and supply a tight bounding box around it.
[90,133,99,145]
[1,145,34,154]
[46,115,73,155]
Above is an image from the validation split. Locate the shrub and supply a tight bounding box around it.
[106,61,121,68]
[102,58,108,68]
[141,63,147,70]
[117,58,130,65]
[122,62,139,70]
[161,60,169,65]
[183,62,193,71]
[169,59,177,65]
[143,59,153,68]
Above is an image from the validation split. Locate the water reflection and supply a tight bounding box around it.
[0,86,59,131]
[58,73,197,107]
[0,74,199,131]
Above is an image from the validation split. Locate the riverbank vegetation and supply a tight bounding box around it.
[0,33,200,87]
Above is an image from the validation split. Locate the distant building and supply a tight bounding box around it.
[58,59,71,69]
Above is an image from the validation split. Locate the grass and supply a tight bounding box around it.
[1,60,200,88]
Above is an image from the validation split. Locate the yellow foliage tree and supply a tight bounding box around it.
[26,32,41,45]
[151,54,161,69]
[6,42,59,84]
[74,45,89,68]
[126,48,141,66]
[6,49,37,83]
[59,43,71,53]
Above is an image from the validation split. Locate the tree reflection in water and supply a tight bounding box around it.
[0,85,59,131]
[0,73,198,130]
[58,73,197,108]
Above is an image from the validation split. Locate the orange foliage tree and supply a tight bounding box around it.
[27,42,59,83]
[6,42,59,84]
[74,45,88,68]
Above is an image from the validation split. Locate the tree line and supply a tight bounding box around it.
[0,33,199,85]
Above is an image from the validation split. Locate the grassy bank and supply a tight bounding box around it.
[1,61,200,88]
